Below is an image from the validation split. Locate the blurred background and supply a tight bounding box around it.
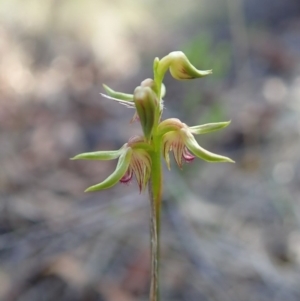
[1,0,300,300]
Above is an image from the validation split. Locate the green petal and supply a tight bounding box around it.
[71,147,125,161]
[189,121,231,135]
[162,134,173,170]
[85,149,132,192]
[182,129,234,163]
[103,84,134,101]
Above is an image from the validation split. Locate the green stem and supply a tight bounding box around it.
[149,142,162,301]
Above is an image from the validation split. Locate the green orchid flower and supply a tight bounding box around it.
[71,136,152,192]
[158,118,234,170]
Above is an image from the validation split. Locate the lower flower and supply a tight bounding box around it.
[158,118,234,169]
[71,136,152,192]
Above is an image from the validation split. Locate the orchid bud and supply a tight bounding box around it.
[157,51,212,80]
[134,86,157,141]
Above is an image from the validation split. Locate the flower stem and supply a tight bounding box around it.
[149,146,162,301]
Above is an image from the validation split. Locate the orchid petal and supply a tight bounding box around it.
[162,133,173,170]
[173,140,185,168]
[129,149,151,192]
[182,129,234,163]
[189,121,231,135]
[120,168,133,184]
[103,84,134,101]
[182,148,195,163]
[85,148,132,192]
[71,147,125,161]
[157,118,184,136]
[157,51,212,81]
[100,93,135,108]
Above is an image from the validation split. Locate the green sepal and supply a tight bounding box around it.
[182,129,234,163]
[140,78,159,96]
[70,147,124,161]
[84,149,132,192]
[157,118,183,137]
[131,142,153,152]
[140,79,165,100]
[168,51,212,80]
[103,84,134,101]
[157,51,212,81]
[189,121,231,135]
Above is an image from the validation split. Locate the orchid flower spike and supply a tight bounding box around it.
[73,51,234,194]
[71,136,152,192]
[72,51,235,301]
[157,118,234,170]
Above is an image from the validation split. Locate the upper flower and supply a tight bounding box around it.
[157,118,234,169]
[71,136,152,192]
[155,51,212,81]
